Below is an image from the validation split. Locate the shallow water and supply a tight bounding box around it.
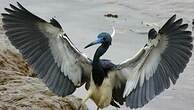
[0,0,194,110]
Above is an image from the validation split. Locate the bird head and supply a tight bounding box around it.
[85,27,115,49]
[85,32,112,48]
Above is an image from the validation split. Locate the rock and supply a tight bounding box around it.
[0,49,34,77]
[0,17,87,110]
[0,71,87,110]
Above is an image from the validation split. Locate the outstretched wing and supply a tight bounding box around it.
[112,15,193,108]
[1,2,92,96]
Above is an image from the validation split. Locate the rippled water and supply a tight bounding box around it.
[0,0,194,110]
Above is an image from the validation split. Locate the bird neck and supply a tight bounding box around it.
[93,43,109,63]
[92,43,110,86]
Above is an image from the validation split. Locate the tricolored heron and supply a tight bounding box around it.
[2,2,193,109]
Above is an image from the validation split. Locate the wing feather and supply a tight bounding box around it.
[2,2,92,96]
[113,15,193,108]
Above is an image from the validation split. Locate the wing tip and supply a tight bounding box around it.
[9,3,18,10]
[172,14,176,19]
[159,14,177,33]
[16,2,22,6]
[17,2,28,11]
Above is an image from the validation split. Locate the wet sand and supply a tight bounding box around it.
[0,0,194,110]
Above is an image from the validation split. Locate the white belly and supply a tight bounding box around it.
[88,73,116,108]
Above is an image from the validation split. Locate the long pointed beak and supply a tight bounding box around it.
[84,39,101,49]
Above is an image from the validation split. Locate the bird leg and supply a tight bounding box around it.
[97,107,100,110]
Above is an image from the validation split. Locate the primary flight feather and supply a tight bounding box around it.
[1,2,193,109]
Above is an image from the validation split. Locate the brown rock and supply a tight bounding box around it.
[0,70,87,110]
[0,49,35,77]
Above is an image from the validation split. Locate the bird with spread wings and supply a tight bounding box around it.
[1,2,193,109]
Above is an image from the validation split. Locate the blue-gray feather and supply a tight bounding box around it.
[123,14,193,109]
[1,2,76,96]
